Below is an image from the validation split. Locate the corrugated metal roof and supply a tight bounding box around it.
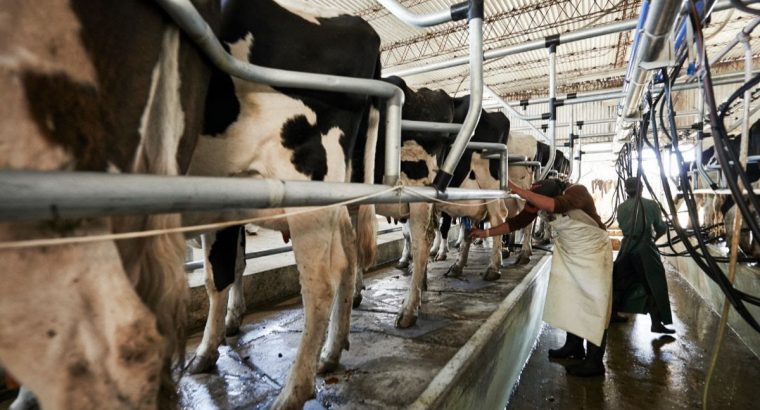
[300,0,760,104]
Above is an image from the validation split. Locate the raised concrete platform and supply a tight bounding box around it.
[185,217,404,331]
[179,245,551,409]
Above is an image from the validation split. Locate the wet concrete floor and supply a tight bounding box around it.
[507,261,760,410]
[179,244,546,409]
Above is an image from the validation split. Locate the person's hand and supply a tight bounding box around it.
[469,228,490,238]
[508,180,520,192]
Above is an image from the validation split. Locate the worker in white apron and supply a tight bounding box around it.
[471,178,613,377]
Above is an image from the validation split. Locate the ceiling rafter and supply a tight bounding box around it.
[379,0,639,68]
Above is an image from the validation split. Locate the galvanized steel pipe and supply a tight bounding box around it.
[434,8,484,191]
[0,172,513,221]
[154,0,406,185]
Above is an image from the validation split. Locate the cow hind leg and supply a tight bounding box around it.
[446,230,472,278]
[429,228,442,257]
[187,231,235,374]
[349,208,365,308]
[272,210,345,409]
[396,203,434,329]
[435,213,452,261]
[318,209,357,373]
[516,222,534,265]
[225,227,247,336]
[396,220,412,272]
[483,207,505,281]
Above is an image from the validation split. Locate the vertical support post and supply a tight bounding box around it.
[727,34,754,264]
[384,93,404,185]
[499,151,509,191]
[539,44,558,180]
[695,77,718,190]
[434,0,484,191]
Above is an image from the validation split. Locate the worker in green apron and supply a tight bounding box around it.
[472,178,612,377]
[613,177,674,334]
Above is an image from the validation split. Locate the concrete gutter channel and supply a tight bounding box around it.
[411,256,551,409]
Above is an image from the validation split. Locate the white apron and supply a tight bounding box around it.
[542,208,613,346]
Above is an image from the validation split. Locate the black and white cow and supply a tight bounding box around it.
[361,80,511,328]
[353,76,456,327]
[434,100,510,280]
[503,132,540,264]
[1,1,219,408]
[185,1,381,408]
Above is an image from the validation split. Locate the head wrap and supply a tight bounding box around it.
[531,178,568,198]
[624,177,641,197]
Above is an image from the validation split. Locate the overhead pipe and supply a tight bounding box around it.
[0,172,514,222]
[509,110,702,132]
[154,0,406,184]
[539,44,558,180]
[484,86,549,143]
[566,107,575,178]
[433,0,485,192]
[387,19,640,78]
[490,70,758,109]
[618,0,682,124]
[615,0,742,143]
[696,79,719,189]
[377,0,469,27]
[709,16,760,66]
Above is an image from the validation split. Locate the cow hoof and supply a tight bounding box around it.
[225,323,241,338]
[403,265,413,277]
[317,357,340,374]
[9,388,39,410]
[445,264,463,278]
[435,253,447,261]
[482,267,501,281]
[396,311,418,328]
[502,250,511,259]
[352,291,363,308]
[186,352,218,374]
[515,254,531,265]
[396,260,409,270]
[271,387,314,410]
[429,249,437,257]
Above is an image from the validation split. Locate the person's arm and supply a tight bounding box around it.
[508,180,556,212]
[652,203,668,240]
[553,185,591,213]
[471,206,538,238]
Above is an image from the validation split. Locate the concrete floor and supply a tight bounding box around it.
[179,244,545,409]
[507,261,760,410]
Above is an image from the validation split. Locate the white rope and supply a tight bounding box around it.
[0,185,403,250]
[408,189,503,207]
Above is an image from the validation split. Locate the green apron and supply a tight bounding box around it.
[614,198,673,325]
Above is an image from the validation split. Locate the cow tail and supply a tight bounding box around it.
[117,25,189,407]
[357,97,380,269]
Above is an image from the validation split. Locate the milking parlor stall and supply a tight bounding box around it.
[3,0,760,409]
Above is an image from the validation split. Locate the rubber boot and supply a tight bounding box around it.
[649,299,675,334]
[548,332,585,359]
[566,332,606,377]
